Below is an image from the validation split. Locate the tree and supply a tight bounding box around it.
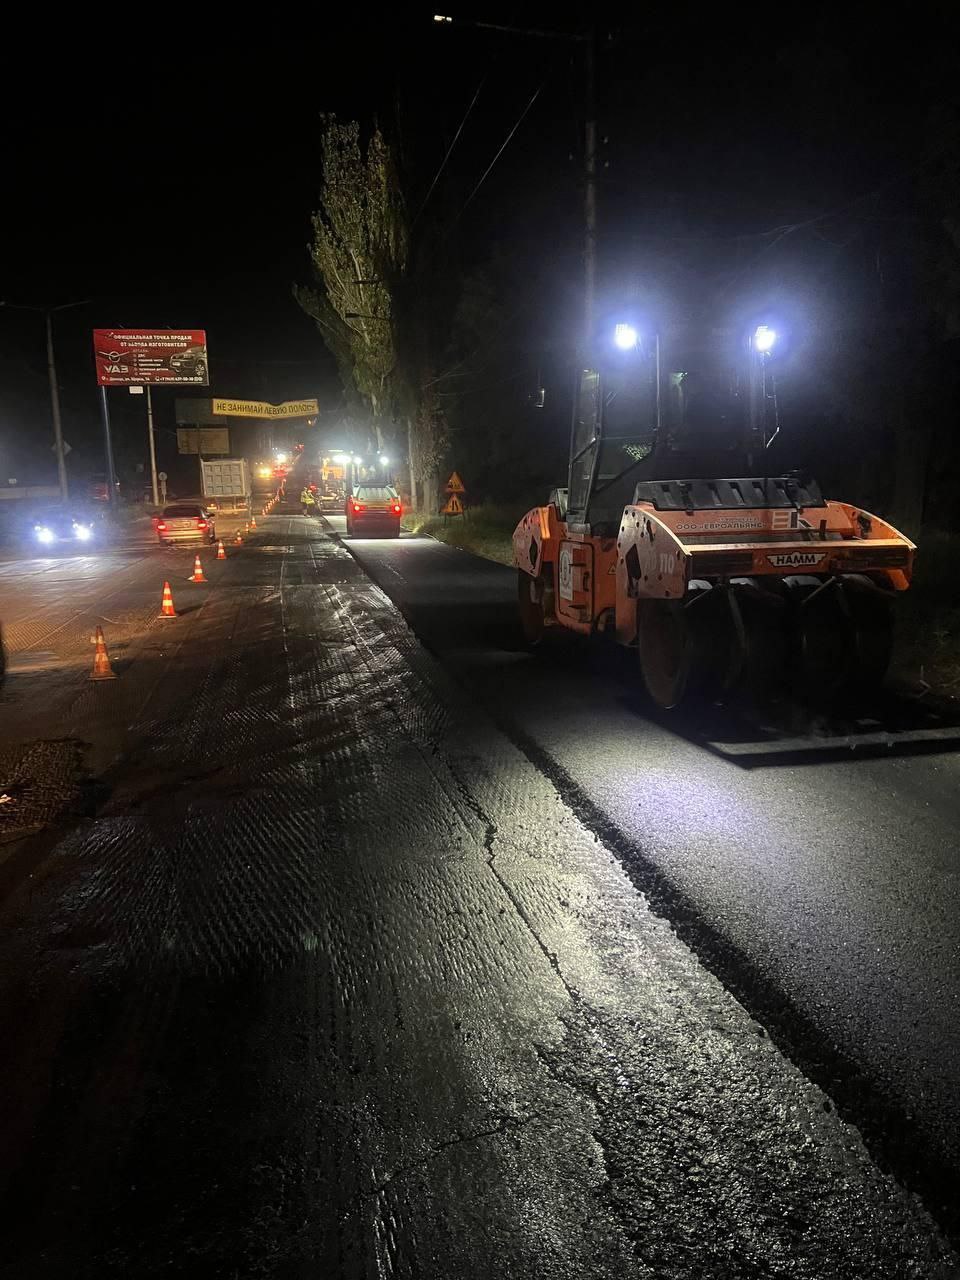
[296,118,407,451]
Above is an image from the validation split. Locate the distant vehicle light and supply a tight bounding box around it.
[379,454,390,466]
[256,466,272,478]
[353,456,363,466]
[614,323,639,350]
[35,526,55,544]
[196,519,208,530]
[275,452,288,464]
[753,324,777,353]
[333,453,351,466]
[74,523,92,541]
[156,521,167,532]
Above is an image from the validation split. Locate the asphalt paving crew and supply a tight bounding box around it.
[300,486,317,517]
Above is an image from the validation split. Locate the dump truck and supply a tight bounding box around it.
[513,320,915,708]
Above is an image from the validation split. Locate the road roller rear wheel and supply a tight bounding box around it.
[639,589,726,709]
[517,570,546,646]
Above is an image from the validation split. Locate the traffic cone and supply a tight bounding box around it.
[234,531,243,545]
[251,516,257,529]
[244,522,250,533]
[190,553,206,583]
[217,539,226,560]
[158,581,177,618]
[89,626,116,681]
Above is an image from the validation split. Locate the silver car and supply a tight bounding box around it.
[155,503,217,546]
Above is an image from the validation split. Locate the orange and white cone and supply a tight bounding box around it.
[251,516,257,529]
[158,581,177,618]
[234,531,243,545]
[217,539,226,560]
[190,553,206,583]
[89,625,116,681]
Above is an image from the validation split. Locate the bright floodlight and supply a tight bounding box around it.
[333,453,351,466]
[614,323,638,350]
[433,14,453,21]
[753,325,777,353]
[75,524,92,541]
[36,526,54,544]
[353,456,363,466]
[275,451,288,463]
[379,454,389,466]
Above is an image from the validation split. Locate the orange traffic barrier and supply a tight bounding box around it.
[159,581,177,617]
[89,625,116,681]
[190,553,206,583]
[217,539,226,560]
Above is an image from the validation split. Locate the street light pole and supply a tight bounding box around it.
[1,299,88,503]
[45,309,69,501]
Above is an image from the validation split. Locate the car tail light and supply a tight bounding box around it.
[196,519,208,529]
[156,521,167,532]
[351,501,366,512]
[391,502,402,515]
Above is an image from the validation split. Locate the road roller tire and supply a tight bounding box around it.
[517,570,547,647]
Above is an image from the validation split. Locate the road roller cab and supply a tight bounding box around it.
[514,320,916,707]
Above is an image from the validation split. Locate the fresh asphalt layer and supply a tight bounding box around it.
[0,510,955,1276]
[332,513,960,1245]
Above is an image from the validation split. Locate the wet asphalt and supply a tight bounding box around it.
[0,511,956,1277]
[332,516,960,1245]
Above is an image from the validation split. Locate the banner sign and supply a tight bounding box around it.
[177,427,230,455]
[211,397,318,419]
[93,329,209,386]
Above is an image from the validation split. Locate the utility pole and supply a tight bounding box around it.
[146,385,160,506]
[582,28,596,347]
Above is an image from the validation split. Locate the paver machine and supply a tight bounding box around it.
[513,320,916,708]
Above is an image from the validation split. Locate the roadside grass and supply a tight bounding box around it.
[892,531,960,694]
[403,503,519,567]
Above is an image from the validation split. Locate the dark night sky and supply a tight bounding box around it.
[1,8,956,486]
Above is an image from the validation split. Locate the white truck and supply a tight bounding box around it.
[201,458,250,513]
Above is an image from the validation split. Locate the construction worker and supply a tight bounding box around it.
[300,486,317,517]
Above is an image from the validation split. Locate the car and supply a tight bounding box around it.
[25,506,100,551]
[168,346,208,381]
[346,485,402,538]
[155,503,217,546]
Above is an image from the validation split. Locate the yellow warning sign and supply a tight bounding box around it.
[442,493,464,516]
[445,471,466,493]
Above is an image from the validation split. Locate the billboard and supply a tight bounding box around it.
[211,397,318,419]
[93,329,209,386]
[177,427,230,455]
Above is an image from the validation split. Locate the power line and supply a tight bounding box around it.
[412,79,486,227]
[448,84,543,230]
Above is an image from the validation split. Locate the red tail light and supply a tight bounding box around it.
[351,501,366,512]
[392,502,402,515]
[156,521,167,532]
[196,519,208,529]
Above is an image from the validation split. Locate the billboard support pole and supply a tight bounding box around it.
[46,310,69,503]
[99,386,118,508]
[146,385,160,506]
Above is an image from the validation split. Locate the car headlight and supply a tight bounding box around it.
[74,523,92,541]
[35,526,55,544]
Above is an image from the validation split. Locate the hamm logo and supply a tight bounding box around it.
[767,551,825,570]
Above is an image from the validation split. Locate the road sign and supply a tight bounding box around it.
[177,427,230,455]
[442,493,464,516]
[211,397,319,420]
[93,329,209,386]
[51,441,72,456]
[445,471,465,493]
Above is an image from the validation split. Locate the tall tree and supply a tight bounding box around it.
[296,117,406,451]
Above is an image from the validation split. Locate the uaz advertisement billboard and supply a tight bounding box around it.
[93,329,209,386]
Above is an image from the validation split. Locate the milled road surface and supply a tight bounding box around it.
[332,515,960,1243]
[0,510,956,1277]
